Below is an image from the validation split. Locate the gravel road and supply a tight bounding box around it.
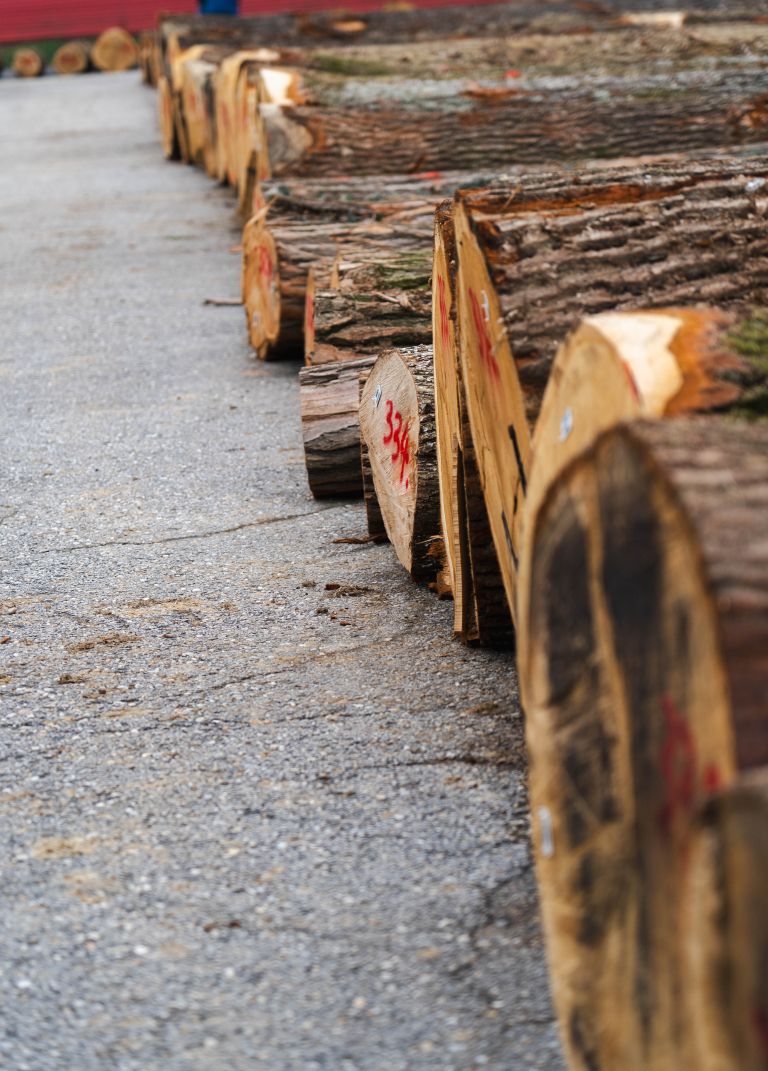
[0,72,564,1071]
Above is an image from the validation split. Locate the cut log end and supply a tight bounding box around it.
[242,219,281,359]
[359,345,440,582]
[13,48,44,78]
[92,27,138,72]
[522,416,768,1071]
[52,41,91,76]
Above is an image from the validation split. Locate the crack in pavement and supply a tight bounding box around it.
[32,507,346,556]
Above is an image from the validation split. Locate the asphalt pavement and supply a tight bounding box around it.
[0,71,564,1071]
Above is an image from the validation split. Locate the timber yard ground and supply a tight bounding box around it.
[0,73,563,1071]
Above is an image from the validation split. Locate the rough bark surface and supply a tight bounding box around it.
[263,58,768,180]
[308,250,433,365]
[298,356,376,499]
[454,154,768,624]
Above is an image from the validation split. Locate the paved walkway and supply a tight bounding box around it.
[0,72,562,1071]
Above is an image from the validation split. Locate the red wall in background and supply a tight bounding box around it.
[0,0,495,44]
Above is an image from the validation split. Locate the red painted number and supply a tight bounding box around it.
[382,400,411,488]
[657,694,721,834]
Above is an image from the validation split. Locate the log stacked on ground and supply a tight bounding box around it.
[92,28,138,72]
[519,384,768,1068]
[243,170,501,358]
[13,48,44,78]
[686,773,768,1071]
[433,200,513,646]
[452,156,768,626]
[52,41,92,76]
[307,250,433,366]
[299,356,376,499]
[358,346,440,582]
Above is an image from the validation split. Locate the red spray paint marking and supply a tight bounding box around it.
[436,274,451,348]
[620,360,642,403]
[657,694,697,833]
[468,287,500,383]
[382,400,411,489]
[258,245,273,286]
[414,171,443,181]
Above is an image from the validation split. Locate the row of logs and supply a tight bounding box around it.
[7,28,139,78]
[149,6,768,1069]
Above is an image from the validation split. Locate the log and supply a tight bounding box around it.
[177,47,232,173]
[359,369,388,543]
[157,76,180,161]
[306,249,433,366]
[433,200,513,647]
[52,41,92,76]
[138,31,159,86]
[298,356,376,499]
[518,306,768,643]
[257,36,768,180]
[92,28,138,72]
[243,170,500,357]
[13,48,44,78]
[453,155,768,625]
[686,772,768,1071]
[358,346,440,582]
[520,415,768,1071]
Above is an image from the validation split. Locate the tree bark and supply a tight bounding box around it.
[243,171,500,358]
[260,42,768,180]
[92,28,138,72]
[685,772,768,1071]
[52,41,92,76]
[306,249,433,366]
[520,415,768,1071]
[298,356,376,499]
[433,201,513,647]
[358,346,440,581]
[12,48,44,78]
[453,154,768,626]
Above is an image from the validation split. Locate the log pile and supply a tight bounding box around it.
[149,5,768,1066]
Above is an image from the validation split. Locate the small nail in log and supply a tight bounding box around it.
[686,773,768,1071]
[92,28,138,72]
[306,249,433,366]
[13,48,44,78]
[433,201,513,646]
[52,41,92,76]
[299,356,376,499]
[359,346,439,581]
[454,156,768,626]
[521,415,768,1071]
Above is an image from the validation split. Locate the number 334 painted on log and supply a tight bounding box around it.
[382,399,411,490]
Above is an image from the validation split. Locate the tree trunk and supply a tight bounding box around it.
[298,356,376,499]
[359,368,388,543]
[157,76,180,161]
[685,772,768,1071]
[358,346,440,582]
[92,28,138,72]
[454,154,768,626]
[259,40,768,180]
[519,306,768,642]
[52,41,92,76]
[244,171,498,358]
[520,415,768,1071]
[307,249,433,365]
[160,0,686,75]
[139,31,159,86]
[13,48,44,78]
[433,201,513,647]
